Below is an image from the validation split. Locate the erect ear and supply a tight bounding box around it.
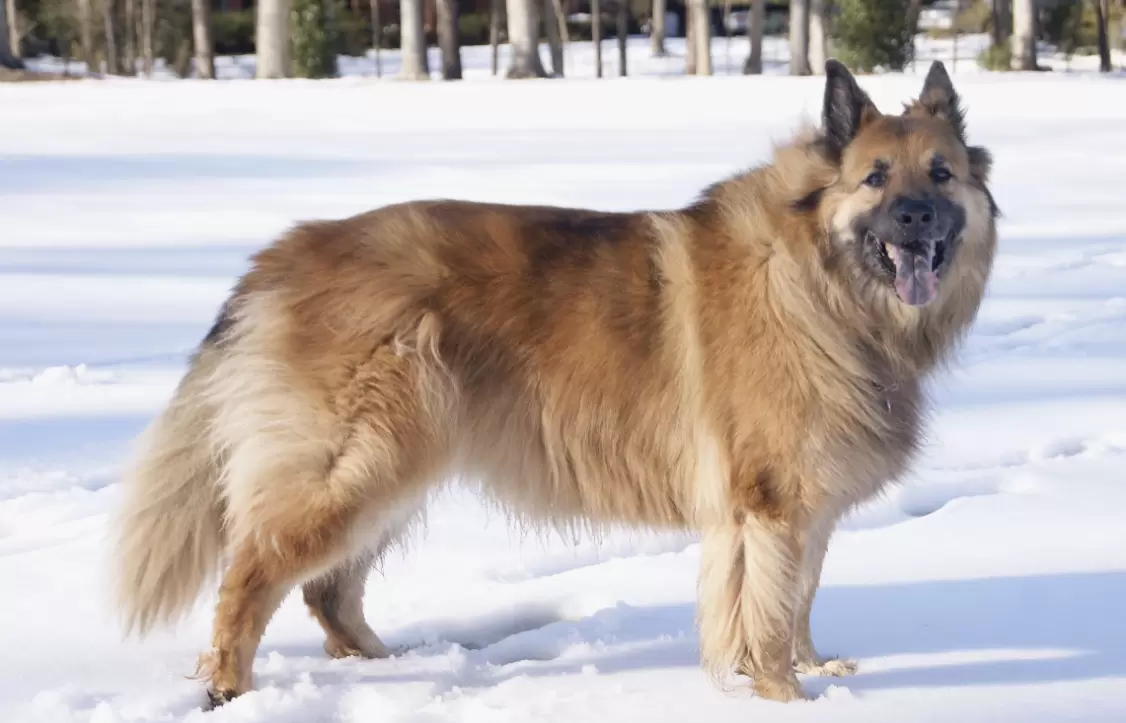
[822,59,881,161]
[910,60,967,142]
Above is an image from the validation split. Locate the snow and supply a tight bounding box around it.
[3,37,1126,723]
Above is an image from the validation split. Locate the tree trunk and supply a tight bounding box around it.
[191,0,214,78]
[140,0,154,76]
[79,0,94,68]
[680,0,689,72]
[436,0,462,79]
[1095,0,1112,73]
[3,0,18,63]
[723,0,731,72]
[123,0,135,75]
[650,0,665,56]
[592,0,602,77]
[907,0,922,69]
[991,0,1011,46]
[0,0,21,69]
[788,0,809,75]
[399,0,429,79]
[1011,0,1036,70]
[687,0,710,74]
[616,0,626,76]
[743,0,763,73]
[685,2,696,74]
[808,0,826,74]
[506,0,546,77]
[907,0,923,33]
[370,0,382,76]
[551,0,569,66]
[256,0,288,77]
[489,0,500,75]
[544,0,562,75]
[103,0,119,73]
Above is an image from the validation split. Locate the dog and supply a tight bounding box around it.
[112,60,998,705]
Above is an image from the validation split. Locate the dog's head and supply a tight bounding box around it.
[814,60,998,310]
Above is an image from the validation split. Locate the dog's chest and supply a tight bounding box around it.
[810,380,925,504]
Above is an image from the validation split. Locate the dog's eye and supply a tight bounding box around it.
[863,171,886,188]
[931,167,953,184]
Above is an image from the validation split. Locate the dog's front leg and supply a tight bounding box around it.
[792,507,857,677]
[697,512,808,702]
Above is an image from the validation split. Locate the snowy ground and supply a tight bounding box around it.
[4,40,1126,723]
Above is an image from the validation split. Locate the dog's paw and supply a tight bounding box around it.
[753,673,811,702]
[795,656,858,677]
[205,687,241,710]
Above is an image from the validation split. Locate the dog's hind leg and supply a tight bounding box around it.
[792,506,857,677]
[303,553,390,660]
[201,468,437,706]
[302,499,424,661]
[199,351,448,705]
[199,485,369,707]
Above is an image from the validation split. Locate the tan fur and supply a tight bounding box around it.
[112,64,997,705]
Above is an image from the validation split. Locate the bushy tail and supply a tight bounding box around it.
[113,349,226,637]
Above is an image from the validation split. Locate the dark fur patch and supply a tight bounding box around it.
[525,209,636,279]
[792,188,825,213]
[202,299,236,348]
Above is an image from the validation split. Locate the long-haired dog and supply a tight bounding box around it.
[113,60,998,705]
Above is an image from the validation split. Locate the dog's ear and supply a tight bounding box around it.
[822,60,880,161]
[910,61,967,143]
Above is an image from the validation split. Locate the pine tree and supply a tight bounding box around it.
[291,0,338,78]
[834,0,914,72]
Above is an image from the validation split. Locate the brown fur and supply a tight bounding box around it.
[112,61,998,705]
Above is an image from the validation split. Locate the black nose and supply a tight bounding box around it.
[892,198,937,232]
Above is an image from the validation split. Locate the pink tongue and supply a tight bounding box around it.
[890,246,938,306]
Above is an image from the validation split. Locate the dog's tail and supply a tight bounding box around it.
[112,345,226,637]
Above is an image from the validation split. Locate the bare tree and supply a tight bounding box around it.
[489,0,501,75]
[788,0,809,75]
[743,0,764,73]
[0,0,21,69]
[907,0,923,32]
[140,0,154,76]
[191,0,215,78]
[650,0,665,55]
[3,0,18,63]
[544,0,563,75]
[991,0,1011,47]
[437,0,462,79]
[123,0,136,74]
[79,0,94,68]
[685,1,696,74]
[687,0,710,74]
[1094,0,1112,72]
[593,0,602,77]
[506,0,546,77]
[256,0,289,77]
[808,0,826,74]
[103,0,119,73]
[549,0,569,72]
[370,0,382,76]
[1011,0,1036,70]
[616,0,626,76]
[907,0,922,69]
[399,0,429,79]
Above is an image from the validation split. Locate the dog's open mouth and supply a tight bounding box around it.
[870,232,946,307]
